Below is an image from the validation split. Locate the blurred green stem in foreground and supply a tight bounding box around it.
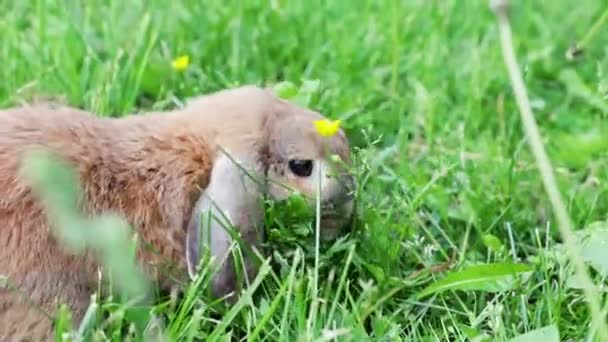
[21,148,152,306]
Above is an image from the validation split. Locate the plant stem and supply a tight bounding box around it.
[578,7,608,51]
[490,0,608,339]
[307,163,322,338]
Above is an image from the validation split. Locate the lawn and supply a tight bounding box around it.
[2,0,608,341]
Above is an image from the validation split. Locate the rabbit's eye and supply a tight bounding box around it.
[288,160,314,177]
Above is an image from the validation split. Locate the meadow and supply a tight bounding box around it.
[2,0,608,341]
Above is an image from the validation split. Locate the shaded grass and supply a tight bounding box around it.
[3,0,608,340]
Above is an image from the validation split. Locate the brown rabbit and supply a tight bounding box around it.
[0,85,355,341]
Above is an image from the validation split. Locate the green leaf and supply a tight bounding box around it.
[551,131,608,169]
[417,262,533,298]
[271,79,322,109]
[482,234,504,252]
[559,69,608,114]
[578,221,608,277]
[365,263,386,283]
[273,81,299,99]
[555,221,608,290]
[457,324,491,342]
[507,325,559,342]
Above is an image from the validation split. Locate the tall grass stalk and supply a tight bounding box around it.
[490,1,608,339]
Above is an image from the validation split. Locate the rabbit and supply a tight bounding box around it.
[0,85,355,341]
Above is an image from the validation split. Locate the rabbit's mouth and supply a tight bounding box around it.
[317,195,356,241]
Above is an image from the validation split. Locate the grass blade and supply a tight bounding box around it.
[417,262,533,298]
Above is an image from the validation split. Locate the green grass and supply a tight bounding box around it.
[3,0,608,341]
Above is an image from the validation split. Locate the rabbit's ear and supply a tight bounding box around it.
[185,153,265,299]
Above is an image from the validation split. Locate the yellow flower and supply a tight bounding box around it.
[171,55,190,72]
[313,118,342,137]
